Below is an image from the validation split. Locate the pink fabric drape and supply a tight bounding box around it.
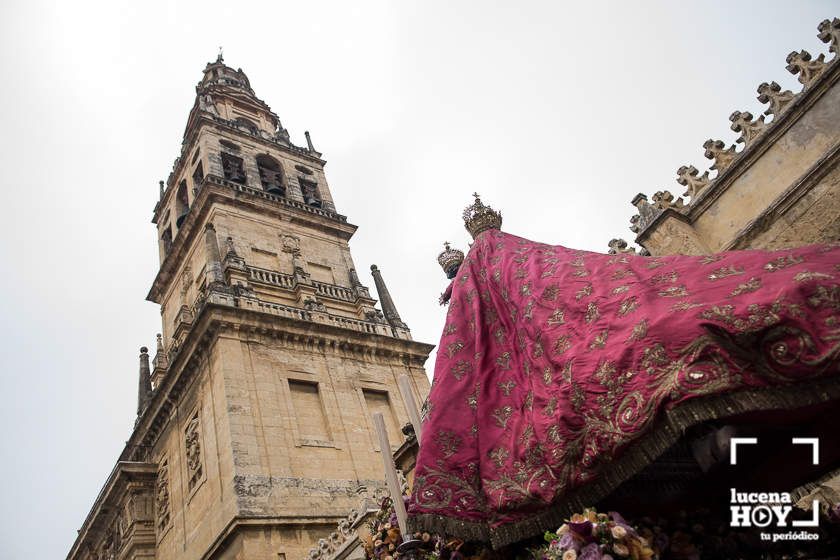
[407,230,840,547]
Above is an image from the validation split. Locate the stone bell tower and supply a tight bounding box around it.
[66,54,433,560]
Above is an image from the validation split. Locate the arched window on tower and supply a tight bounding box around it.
[256,155,285,196]
[299,178,322,208]
[221,152,246,184]
[175,181,190,228]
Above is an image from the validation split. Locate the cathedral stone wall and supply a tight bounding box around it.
[150,344,238,560]
[625,21,840,256]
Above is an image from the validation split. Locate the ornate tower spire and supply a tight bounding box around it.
[370,264,407,329]
[137,346,152,416]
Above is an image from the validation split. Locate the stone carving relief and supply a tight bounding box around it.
[786,50,827,88]
[303,474,408,560]
[818,17,840,58]
[303,297,327,312]
[676,165,711,201]
[305,507,365,560]
[644,218,708,256]
[198,93,219,116]
[281,234,301,254]
[364,308,387,324]
[607,238,637,255]
[729,110,766,147]
[651,190,685,210]
[156,459,171,533]
[185,413,203,491]
[702,139,738,175]
[757,81,796,118]
[180,265,192,299]
[629,194,661,234]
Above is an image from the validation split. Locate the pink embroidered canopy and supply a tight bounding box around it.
[408,226,840,548]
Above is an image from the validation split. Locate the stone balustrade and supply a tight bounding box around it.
[248,265,296,289]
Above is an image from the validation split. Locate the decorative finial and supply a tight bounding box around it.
[729,110,766,147]
[217,46,224,63]
[703,139,738,174]
[818,18,840,58]
[137,345,153,416]
[437,242,465,279]
[159,180,165,199]
[676,165,710,201]
[369,264,408,330]
[305,131,315,152]
[607,238,637,255]
[786,50,827,88]
[757,81,795,118]
[462,193,502,239]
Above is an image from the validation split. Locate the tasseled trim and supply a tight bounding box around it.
[407,377,840,548]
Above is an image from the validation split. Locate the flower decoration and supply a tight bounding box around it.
[532,509,655,560]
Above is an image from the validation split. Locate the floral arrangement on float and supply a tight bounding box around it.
[532,509,655,560]
[363,496,490,559]
[362,498,653,560]
[364,498,840,559]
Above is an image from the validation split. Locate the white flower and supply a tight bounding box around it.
[557,523,570,535]
[610,525,627,540]
[612,543,629,557]
[562,550,577,560]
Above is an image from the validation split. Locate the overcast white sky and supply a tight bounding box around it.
[0,1,835,557]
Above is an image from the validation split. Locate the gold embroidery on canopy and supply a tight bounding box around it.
[546,309,565,327]
[794,271,833,282]
[627,319,649,342]
[708,265,745,281]
[489,447,509,468]
[590,329,609,349]
[497,379,516,396]
[617,297,639,317]
[492,406,513,429]
[699,255,725,264]
[554,335,571,354]
[658,285,689,297]
[765,255,804,272]
[447,341,465,357]
[585,302,600,323]
[651,271,678,284]
[729,277,761,297]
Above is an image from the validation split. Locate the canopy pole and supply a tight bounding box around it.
[372,412,408,534]
[398,374,423,442]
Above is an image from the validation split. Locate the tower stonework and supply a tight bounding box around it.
[68,56,433,560]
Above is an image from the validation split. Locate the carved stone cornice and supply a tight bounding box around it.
[148,176,357,304]
[66,462,156,560]
[631,47,840,245]
[686,58,840,222]
[126,293,434,460]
